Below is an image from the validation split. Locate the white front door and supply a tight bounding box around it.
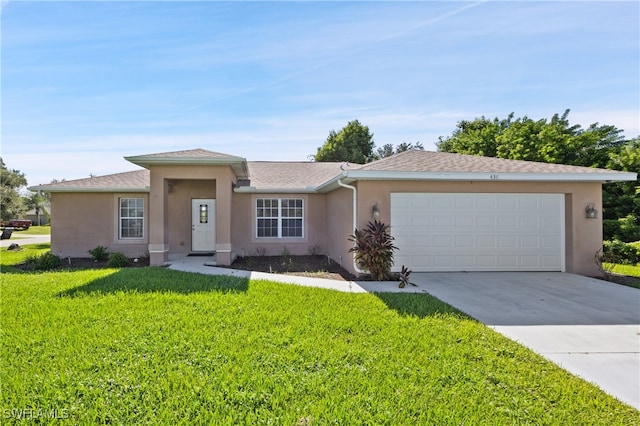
[192,199,216,252]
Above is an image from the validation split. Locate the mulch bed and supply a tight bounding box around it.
[228,255,358,281]
[12,253,357,281]
[15,256,151,272]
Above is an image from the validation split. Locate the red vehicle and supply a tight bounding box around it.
[1,219,32,230]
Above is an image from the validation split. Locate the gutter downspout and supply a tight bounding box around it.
[337,178,365,274]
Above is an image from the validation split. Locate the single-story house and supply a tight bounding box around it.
[31,148,636,277]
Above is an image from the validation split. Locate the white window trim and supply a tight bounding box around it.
[255,197,304,239]
[118,196,145,240]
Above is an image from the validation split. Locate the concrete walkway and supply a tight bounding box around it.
[168,258,640,410]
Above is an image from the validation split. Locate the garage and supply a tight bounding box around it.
[390,193,565,272]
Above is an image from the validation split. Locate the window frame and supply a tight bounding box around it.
[255,198,304,239]
[118,197,145,240]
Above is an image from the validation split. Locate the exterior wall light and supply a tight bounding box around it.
[585,203,598,219]
[371,203,380,220]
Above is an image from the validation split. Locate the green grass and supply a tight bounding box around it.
[16,225,51,235]
[0,243,50,273]
[608,263,640,278]
[1,266,637,424]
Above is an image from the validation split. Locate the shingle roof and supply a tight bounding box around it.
[30,149,635,193]
[357,150,626,175]
[32,170,150,192]
[127,148,242,160]
[246,161,352,189]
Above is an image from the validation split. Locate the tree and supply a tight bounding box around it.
[375,142,424,159]
[314,120,375,164]
[0,158,27,221]
[603,137,640,220]
[437,109,626,167]
[25,190,50,226]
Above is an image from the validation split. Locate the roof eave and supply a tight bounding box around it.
[125,156,249,178]
[28,186,150,193]
[234,186,319,194]
[345,170,638,182]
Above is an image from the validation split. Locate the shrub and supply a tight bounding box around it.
[603,215,640,242]
[349,220,397,281]
[617,214,640,242]
[107,252,129,268]
[34,252,62,271]
[602,239,640,265]
[398,265,412,288]
[308,244,322,256]
[88,245,109,261]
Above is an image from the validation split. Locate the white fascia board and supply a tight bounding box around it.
[346,170,638,182]
[29,187,150,193]
[125,156,249,178]
[234,187,318,194]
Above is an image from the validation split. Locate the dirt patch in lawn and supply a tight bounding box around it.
[229,255,358,281]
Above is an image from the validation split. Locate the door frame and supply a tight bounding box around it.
[191,199,216,252]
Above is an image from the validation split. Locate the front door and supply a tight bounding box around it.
[192,199,216,252]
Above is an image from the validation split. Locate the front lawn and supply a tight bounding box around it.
[1,266,637,423]
[16,225,51,235]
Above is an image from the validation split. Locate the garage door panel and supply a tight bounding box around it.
[391,193,564,272]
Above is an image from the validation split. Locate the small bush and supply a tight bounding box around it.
[24,253,40,265]
[603,239,640,265]
[107,252,129,268]
[308,244,322,256]
[398,265,412,288]
[349,220,397,281]
[88,245,109,261]
[604,215,640,242]
[34,252,62,271]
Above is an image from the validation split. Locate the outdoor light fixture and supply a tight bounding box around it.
[585,203,598,219]
[371,203,381,220]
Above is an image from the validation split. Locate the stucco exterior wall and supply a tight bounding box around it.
[148,165,235,265]
[166,179,216,254]
[231,193,327,257]
[324,186,356,272]
[354,180,603,276]
[50,192,149,258]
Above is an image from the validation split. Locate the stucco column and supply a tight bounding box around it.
[215,175,233,265]
[148,171,169,265]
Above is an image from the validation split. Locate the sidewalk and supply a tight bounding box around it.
[167,256,421,294]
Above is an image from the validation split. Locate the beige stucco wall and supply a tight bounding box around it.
[50,192,149,258]
[165,179,216,254]
[48,173,605,277]
[148,165,235,265]
[231,193,327,257]
[353,180,603,276]
[324,186,357,272]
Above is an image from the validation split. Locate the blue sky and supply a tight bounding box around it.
[2,1,639,186]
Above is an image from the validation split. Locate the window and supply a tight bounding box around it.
[256,198,303,238]
[119,198,144,239]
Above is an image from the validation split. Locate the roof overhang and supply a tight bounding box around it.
[314,170,637,192]
[234,186,319,194]
[125,154,249,179]
[28,186,150,193]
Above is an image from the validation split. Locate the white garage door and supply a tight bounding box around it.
[391,193,565,272]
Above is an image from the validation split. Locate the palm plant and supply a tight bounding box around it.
[348,220,397,280]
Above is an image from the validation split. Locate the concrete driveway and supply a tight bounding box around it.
[410,272,640,410]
